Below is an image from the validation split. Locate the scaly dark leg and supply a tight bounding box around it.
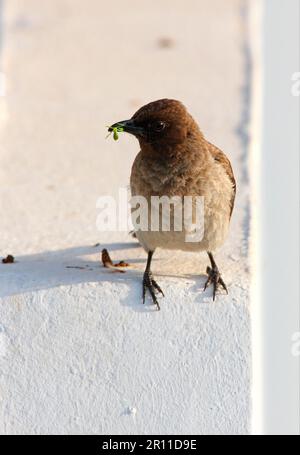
[204,251,228,301]
[142,251,164,310]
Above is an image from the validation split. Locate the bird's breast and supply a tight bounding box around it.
[130,151,203,197]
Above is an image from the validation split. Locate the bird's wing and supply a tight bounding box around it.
[206,141,236,218]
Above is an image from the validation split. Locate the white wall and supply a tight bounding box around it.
[252,0,300,435]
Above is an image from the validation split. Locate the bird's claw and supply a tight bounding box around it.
[203,266,228,301]
[142,271,164,310]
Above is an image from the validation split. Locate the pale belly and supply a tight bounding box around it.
[133,205,230,253]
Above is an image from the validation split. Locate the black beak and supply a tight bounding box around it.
[108,119,145,137]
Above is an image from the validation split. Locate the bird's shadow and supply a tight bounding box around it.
[0,243,139,297]
[0,242,210,311]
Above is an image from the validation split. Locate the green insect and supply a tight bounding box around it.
[106,125,124,141]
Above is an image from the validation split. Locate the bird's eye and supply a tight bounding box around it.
[153,121,166,132]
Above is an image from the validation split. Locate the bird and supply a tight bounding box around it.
[109,99,236,310]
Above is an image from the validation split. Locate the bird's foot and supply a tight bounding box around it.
[203,266,228,301]
[142,271,164,310]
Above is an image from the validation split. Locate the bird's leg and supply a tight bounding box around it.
[204,252,228,301]
[142,251,164,310]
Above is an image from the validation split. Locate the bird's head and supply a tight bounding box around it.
[109,99,201,152]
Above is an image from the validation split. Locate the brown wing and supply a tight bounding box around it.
[207,141,236,218]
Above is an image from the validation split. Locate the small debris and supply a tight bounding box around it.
[127,406,137,416]
[101,248,113,268]
[114,260,129,267]
[2,255,14,264]
[101,248,129,273]
[157,37,175,49]
[93,242,100,247]
[66,266,86,270]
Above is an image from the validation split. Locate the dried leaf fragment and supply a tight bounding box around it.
[101,248,129,273]
[2,255,15,264]
[114,261,129,267]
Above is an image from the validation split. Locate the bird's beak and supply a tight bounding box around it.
[108,119,145,137]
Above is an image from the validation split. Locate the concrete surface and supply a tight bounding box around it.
[0,0,251,434]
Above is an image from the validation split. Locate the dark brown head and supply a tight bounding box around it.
[109,99,201,151]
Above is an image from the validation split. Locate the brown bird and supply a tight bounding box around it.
[109,99,236,309]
